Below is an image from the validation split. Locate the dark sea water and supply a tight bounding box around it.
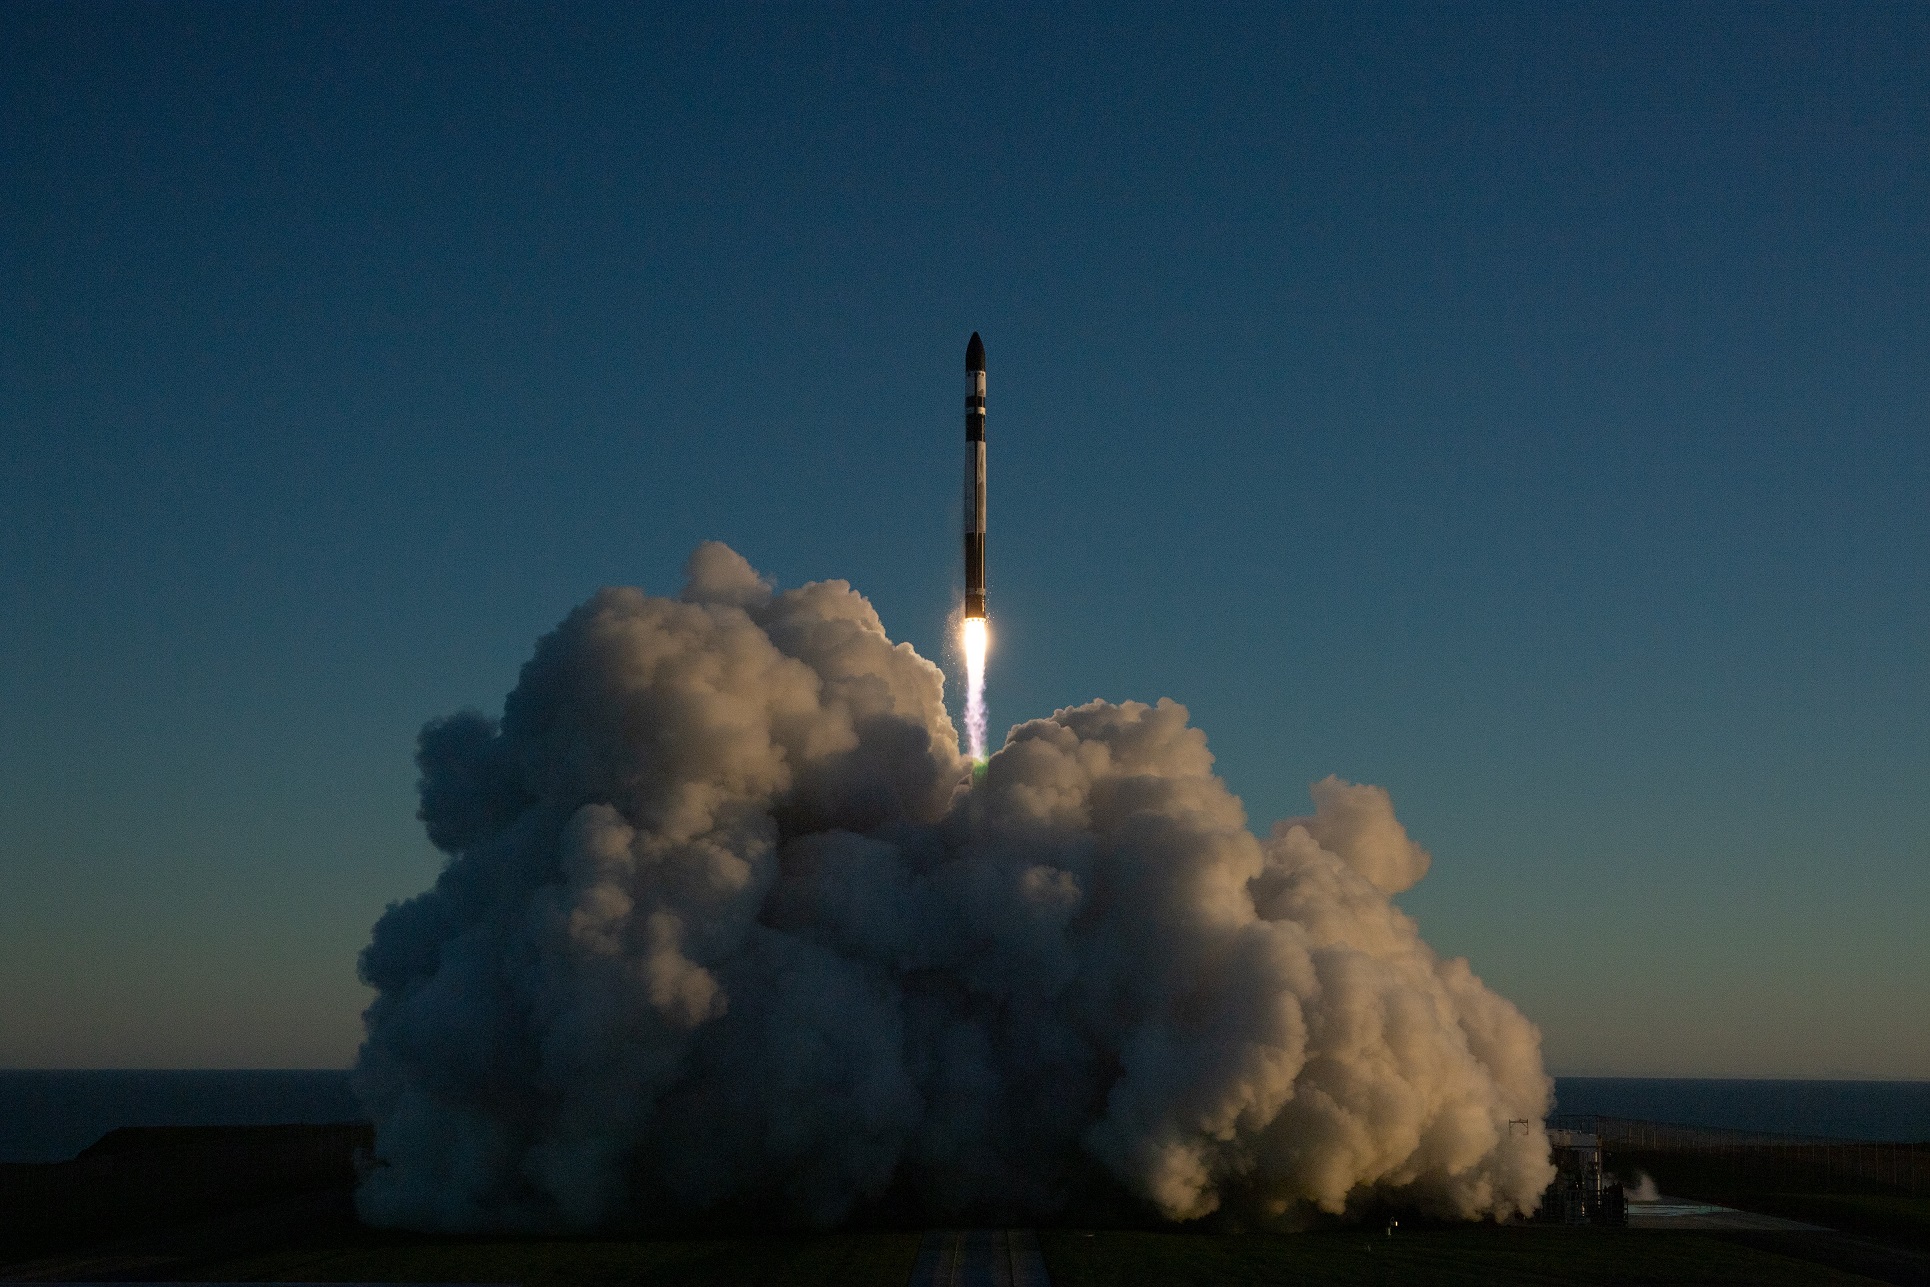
[1,1071,1925,1163]
[1551,1077,1930,1142]
[0,1070,362,1163]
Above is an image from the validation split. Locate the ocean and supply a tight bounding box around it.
[0,1070,362,1164]
[0,1071,1924,1163]
[1550,1076,1930,1142]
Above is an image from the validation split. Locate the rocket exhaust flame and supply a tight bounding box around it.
[962,616,988,760]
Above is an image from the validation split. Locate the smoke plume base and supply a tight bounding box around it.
[352,542,1554,1233]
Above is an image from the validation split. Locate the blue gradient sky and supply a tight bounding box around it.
[2,3,1924,1076]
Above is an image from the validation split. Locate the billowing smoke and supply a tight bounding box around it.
[352,543,1555,1232]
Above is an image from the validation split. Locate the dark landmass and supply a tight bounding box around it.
[1,1124,1924,1285]
[0,1123,370,1267]
[1039,1227,1905,1286]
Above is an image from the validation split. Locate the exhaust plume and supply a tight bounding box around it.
[962,616,988,760]
[353,543,1554,1231]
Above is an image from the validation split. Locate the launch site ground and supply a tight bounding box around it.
[6,1220,1927,1286]
[2,1127,1924,1286]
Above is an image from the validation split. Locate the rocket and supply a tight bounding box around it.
[964,331,987,619]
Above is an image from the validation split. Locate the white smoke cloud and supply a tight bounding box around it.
[352,542,1554,1231]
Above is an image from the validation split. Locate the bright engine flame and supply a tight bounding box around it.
[962,616,988,761]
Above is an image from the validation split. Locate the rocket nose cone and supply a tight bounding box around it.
[966,332,985,371]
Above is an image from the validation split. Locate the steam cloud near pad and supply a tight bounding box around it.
[352,543,1556,1231]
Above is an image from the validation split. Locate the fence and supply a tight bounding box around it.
[1549,1113,1929,1196]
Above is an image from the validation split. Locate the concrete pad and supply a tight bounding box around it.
[1626,1196,1831,1232]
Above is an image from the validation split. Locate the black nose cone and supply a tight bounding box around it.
[966,332,985,372]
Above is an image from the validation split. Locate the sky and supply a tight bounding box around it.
[1,2,1924,1078]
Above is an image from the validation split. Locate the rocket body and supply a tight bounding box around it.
[964,332,987,619]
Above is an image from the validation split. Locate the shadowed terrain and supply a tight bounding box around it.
[3,1125,1925,1285]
